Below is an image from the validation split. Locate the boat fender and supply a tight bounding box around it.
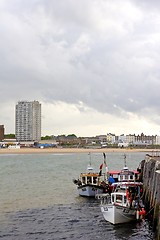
[136,210,140,220]
[126,189,129,199]
[142,208,146,216]
[139,208,146,219]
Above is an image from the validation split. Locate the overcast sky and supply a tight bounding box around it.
[1,0,160,137]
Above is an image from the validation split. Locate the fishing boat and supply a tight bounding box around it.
[96,155,146,224]
[73,153,108,197]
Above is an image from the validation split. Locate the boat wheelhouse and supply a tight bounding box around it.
[73,154,108,197]
[96,157,145,224]
[99,182,144,224]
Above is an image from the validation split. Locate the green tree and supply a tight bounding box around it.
[4,134,15,139]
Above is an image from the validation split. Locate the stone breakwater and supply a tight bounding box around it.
[141,154,160,240]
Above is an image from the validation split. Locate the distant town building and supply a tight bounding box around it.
[106,133,116,144]
[15,101,41,142]
[155,135,160,145]
[118,134,126,143]
[134,133,156,145]
[118,142,129,148]
[0,125,4,141]
[126,134,136,144]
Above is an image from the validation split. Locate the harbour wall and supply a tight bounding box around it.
[141,154,160,240]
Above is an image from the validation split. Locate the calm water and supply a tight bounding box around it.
[0,151,156,239]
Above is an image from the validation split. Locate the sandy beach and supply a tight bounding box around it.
[0,147,157,154]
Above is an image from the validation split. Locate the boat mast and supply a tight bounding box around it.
[103,152,108,182]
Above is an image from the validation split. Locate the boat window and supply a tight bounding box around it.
[124,196,127,204]
[125,175,128,180]
[93,177,97,184]
[113,174,117,178]
[120,175,123,181]
[130,175,134,180]
[87,177,92,183]
[116,195,122,203]
[82,177,85,184]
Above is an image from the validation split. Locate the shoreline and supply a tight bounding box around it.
[0,147,159,154]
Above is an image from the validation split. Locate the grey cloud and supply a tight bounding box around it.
[1,0,160,129]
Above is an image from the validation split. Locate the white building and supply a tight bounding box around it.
[118,134,126,143]
[118,142,129,148]
[106,133,116,144]
[126,134,136,144]
[155,135,160,145]
[15,101,41,142]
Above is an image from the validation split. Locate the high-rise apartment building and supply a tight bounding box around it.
[15,101,41,142]
[0,125,4,141]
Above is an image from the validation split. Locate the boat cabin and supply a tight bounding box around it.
[79,173,101,185]
[110,183,143,206]
[118,168,135,182]
[111,192,127,206]
[98,191,128,206]
[108,167,139,183]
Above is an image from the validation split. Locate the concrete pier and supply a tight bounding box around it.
[141,154,160,239]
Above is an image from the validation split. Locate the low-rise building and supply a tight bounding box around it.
[106,133,116,144]
[126,134,136,144]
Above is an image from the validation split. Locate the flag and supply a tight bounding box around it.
[99,163,103,170]
[99,164,103,176]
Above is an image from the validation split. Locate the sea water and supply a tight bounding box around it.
[0,151,156,239]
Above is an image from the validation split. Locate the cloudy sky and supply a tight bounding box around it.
[1,0,160,137]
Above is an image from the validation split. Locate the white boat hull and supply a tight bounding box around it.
[78,185,104,197]
[101,204,136,224]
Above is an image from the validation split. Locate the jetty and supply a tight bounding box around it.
[140,153,160,239]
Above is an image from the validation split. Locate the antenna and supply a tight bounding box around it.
[89,152,91,166]
[87,152,93,172]
[124,153,127,167]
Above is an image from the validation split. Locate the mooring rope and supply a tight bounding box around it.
[145,206,154,216]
